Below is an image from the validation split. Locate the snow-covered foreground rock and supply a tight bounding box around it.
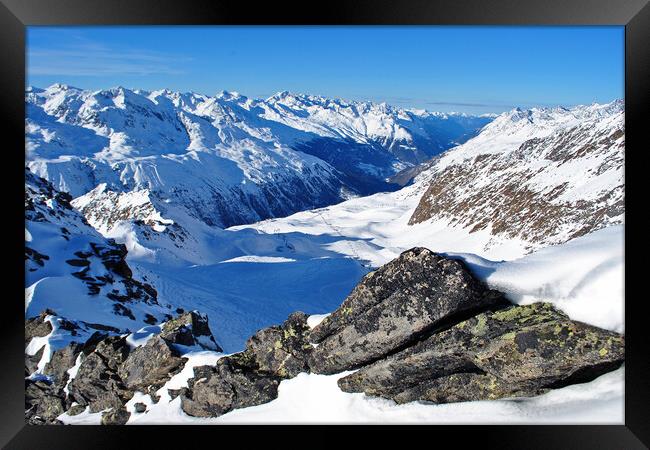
[53,238,624,425]
[124,367,623,425]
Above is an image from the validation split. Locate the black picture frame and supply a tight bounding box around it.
[2,0,648,447]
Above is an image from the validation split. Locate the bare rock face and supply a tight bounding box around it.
[180,312,313,417]
[338,302,625,403]
[408,110,624,251]
[246,311,313,378]
[180,354,282,418]
[308,248,509,374]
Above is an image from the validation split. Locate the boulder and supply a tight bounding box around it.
[180,353,281,418]
[67,336,133,412]
[134,402,147,413]
[44,342,83,388]
[101,407,131,425]
[181,312,313,417]
[117,335,186,390]
[160,311,222,351]
[246,311,312,378]
[25,379,66,425]
[338,303,625,403]
[309,248,509,374]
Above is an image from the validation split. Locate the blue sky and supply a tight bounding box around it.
[27,26,623,114]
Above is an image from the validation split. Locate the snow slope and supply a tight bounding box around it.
[25,169,176,365]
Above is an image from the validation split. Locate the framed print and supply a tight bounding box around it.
[2,0,649,447]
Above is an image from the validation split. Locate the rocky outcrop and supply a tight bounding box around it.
[25,248,625,422]
[160,311,222,352]
[67,336,133,413]
[25,310,54,346]
[180,312,312,417]
[308,248,509,374]
[337,302,625,403]
[117,336,186,391]
[25,379,66,425]
[24,310,221,425]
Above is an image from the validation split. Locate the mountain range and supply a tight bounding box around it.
[24,86,625,424]
[26,84,491,228]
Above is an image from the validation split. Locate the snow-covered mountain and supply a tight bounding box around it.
[25,84,491,228]
[410,100,624,249]
[24,91,626,425]
[25,168,175,331]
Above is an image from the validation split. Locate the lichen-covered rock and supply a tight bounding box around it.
[181,312,313,417]
[25,379,66,425]
[101,407,131,425]
[338,303,625,403]
[309,248,509,374]
[67,336,133,412]
[160,311,222,351]
[246,311,312,378]
[180,354,281,417]
[117,335,186,390]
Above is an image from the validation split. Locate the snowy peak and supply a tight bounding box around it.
[409,99,624,250]
[26,84,492,230]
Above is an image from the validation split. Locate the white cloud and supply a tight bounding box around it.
[28,42,191,77]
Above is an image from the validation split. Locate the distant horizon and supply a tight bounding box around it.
[27,26,624,115]
[26,82,623,118]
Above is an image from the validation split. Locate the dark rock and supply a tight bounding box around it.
[25,310,54,346]
[180,312,313,417]
[65,258,91,267]
[144,313,157,325]
[117,335,186,391]
[25,346,45,376]
[44,342,83,388]
[101,407,131,425]
[168,388,187,400]
[25,247,50,267]
[84,322,121,333]
[309,248,509,374]
[67,336,133,412]
[134,402,147,413]
[25,378,66,424]
[81,331,110,354]
[338,303,625,404]
[67,404,87,416]
[180,354,281,418]
[246,311,312,378]
[160,311,222,351]
[112,303,136,320]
